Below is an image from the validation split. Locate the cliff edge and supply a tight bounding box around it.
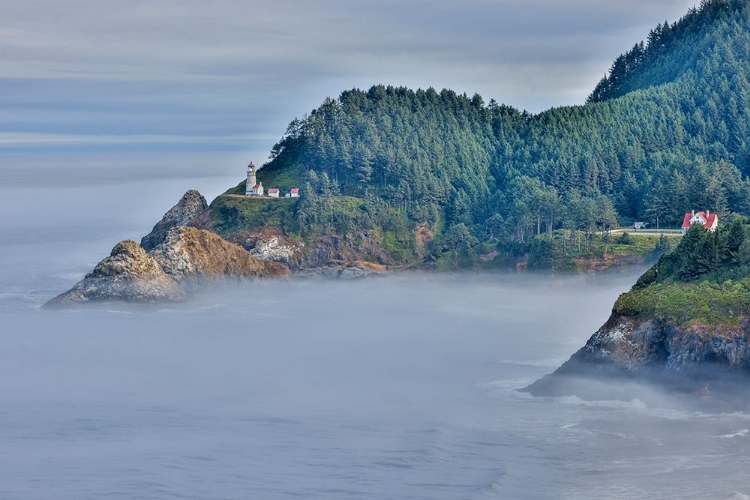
[526,220,750,407]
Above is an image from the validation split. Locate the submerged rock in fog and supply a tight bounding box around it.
[45,240,185,306]
[140,189,208,251]
[150,226,289,286]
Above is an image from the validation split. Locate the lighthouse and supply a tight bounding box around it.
[245,162,263,196]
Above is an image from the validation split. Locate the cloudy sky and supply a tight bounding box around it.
[1,0,698,163]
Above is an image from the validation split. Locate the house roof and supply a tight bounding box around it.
[268,188,279,193]
[681,213,694,228]
[290,187,299,192]
[252,184,261,189]
[705,213,718,228]
[682,211,718,229]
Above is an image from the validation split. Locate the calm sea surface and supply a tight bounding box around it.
[0,157,748,499]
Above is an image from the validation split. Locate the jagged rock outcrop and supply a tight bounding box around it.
[526,313,750,406]
[140,190,208,251]
[45,240,185,306]
[45,228,289,306]
[150,226,288,286]
[220,227,306,270]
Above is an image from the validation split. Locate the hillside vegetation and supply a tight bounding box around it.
[614,218,750,326]
[210,0,750,269]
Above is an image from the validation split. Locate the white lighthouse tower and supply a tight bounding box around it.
[245,161,263,196]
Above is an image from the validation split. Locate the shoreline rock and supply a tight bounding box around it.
[45,228,290,307]
[525,313,750,409]
[44,240,186,306]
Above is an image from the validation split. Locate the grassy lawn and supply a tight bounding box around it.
[224,162,305,196]
[209,195,299,235]
[614,277,750,327]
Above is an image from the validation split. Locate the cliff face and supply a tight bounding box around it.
[565,314,750,373]
[526,220,750,406]
[304,232,394,268]
[527,312,750,404]
[217,226,306,270]
[151,226,288,285]
[141,190,208,251]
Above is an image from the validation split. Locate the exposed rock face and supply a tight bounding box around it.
[414,223,433,260]
[305,232,394,268]
[46,228,289,307]
[223,227,394,272]
[45,240,185,306]
[150,226,288,286]
[526,313,750,405]
[140,190,208,251]
[223,227,306,270]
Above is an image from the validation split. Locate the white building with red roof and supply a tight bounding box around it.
[290,187,300,198]
[268,188,280,198]
[681,210,718,234]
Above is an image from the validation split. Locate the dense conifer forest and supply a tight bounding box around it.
[228,0,750,267]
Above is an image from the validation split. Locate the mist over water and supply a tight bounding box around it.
[1,158,749,499]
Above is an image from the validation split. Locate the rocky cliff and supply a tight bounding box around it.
[151,226,288,286]
[141,189,208,251]
[46,190,290,306]
[526,312,750,408]
[216,226,306,270]
[45,240,186,305]
[526,222,750,407]
[46,227,288,306]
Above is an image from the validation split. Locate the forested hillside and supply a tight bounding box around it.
[228,0,750,268]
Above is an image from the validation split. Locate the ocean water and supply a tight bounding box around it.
[1,157,749,500]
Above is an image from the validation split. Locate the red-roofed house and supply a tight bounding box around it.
[249,183,264,196]
[268,188,280,198]
[290,188,300,198]
[681,210,718,234]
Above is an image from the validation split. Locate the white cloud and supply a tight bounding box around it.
[0,132,273,147]
[0,0,700,153]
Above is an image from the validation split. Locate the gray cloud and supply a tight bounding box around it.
[0,0,698,154]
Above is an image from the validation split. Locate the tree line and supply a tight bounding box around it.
[263,0,750,257]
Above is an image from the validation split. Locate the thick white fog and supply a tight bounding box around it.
[1,159,749,499]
